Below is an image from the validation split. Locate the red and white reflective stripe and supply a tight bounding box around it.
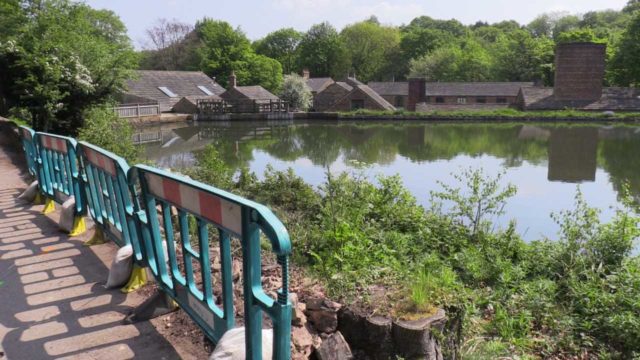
[41,136,68,154]
[84,147,116,176]
[145,173,243,235]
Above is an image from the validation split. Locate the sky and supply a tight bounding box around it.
[83,0,629,48]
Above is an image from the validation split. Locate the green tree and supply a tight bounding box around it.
[253,28,302,75]
[78,105,139,163]
[409,38,493,81]
[624,0,640,14]
[610,12,640,86]
[195,19,283,91]
[241,53,283,93]
[492,30,554,82]
[297,22,350,79]
[556,28,606,44]
[340,20,400,82]
[195,19,253,88]
[280,73,312,111]
[0,0,137,133]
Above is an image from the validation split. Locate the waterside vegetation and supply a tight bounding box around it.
[183,144,640,359]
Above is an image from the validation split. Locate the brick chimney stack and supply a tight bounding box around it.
[553,42,606,102]
[302,68,310,80]
[229,71,237,88]
[407,78,426,111]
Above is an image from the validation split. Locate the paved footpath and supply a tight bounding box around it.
[0,123,188,360]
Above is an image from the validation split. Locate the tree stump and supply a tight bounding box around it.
[391,309,446,360]
[364,316,394,359]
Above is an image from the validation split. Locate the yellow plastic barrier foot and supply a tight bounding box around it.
[121,265,148,293]
[84,228,108,246]
[69,216,86,237]
[33,192,44,205]
[42,198,55,214]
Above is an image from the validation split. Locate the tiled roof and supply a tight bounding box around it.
[124,70,226,112]
[356,85,395,110]
[520,86,640,111]
[221,86,280,101]
[334,82,354,92]
[426,82,533,97]
[306,78,334,93]
[368,82,408,96]
[346,77,364,87]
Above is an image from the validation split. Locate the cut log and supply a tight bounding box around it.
[391,309,446,360]
[365,316,394,359]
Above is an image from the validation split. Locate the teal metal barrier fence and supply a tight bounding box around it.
[77,142,142,256]
[35,132,85,216]
[131,165,292,359]
[18,127,293,359]
[18,126,38,178]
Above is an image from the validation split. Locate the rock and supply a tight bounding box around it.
[602,110,615,117]
[392,309,446,360]
[292,324,316,359]
[314,331,353,360]
[307,307,338,333]
[306,297,341,333]
[337,308,366,348]
[232,260,242,282]
[365,316,394,359]
[307,298,341,311]
[293,302,307,327]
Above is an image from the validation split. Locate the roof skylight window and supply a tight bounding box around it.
[158,86,178,97]
[198,85,214,96]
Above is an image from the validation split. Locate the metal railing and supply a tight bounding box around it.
[18,126,293,359]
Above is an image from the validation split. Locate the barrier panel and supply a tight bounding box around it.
[77,142,141,253]
[131,165,292,359]
[18,126,38,178]
[16,127,293,358]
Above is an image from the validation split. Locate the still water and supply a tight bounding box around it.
[137,120,640,241]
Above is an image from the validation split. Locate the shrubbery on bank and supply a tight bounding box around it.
[187,144,640,359]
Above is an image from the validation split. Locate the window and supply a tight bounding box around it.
[395,96,404,108]
[351,99,365,110]
[158,86,178,98]
[198,85,214,96]
[476,97,487,104]
[497,97,508,104]
[457,97,467,104]
[435,97,445,104]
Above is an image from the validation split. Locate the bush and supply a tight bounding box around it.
[78,106,139,163]
[279,73,312,111]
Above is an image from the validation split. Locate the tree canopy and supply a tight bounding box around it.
[0,0,137,132]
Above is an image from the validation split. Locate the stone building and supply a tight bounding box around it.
[406,81,532,111]
[367,82,409,109]
[219,72,283,112]
[313,82,353,112]
[311,77,395,112]
[406,42,640,112]
[121,70,225,112]
[518,43,640,111]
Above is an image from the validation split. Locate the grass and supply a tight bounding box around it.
[339,108,640,120]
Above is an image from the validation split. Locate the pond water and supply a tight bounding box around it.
[137,120,640,241]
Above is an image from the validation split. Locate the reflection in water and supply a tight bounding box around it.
[137,121,640,240]
[548,128,598,182]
